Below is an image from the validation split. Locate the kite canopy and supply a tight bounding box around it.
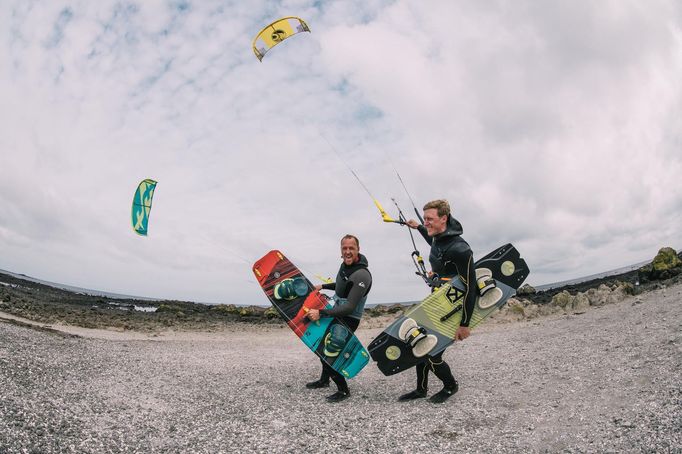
[131,179,157,236]
[252,16,310,61]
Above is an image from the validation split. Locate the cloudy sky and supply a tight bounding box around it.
[2,0,681,305]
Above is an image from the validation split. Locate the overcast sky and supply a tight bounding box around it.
[2,0,681,305]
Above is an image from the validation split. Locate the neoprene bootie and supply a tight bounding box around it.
[326,390,350,402]
[429,383,459,404]
[305,379,330,389]
[398,389,428,401]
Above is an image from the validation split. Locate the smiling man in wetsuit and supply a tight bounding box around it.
[401,199,477,404]
[306,234,372,403]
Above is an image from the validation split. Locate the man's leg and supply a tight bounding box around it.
[325,317,360,402]
[428,353,459,404]
[306,358,331,389]
[326,367,351,402]
[398,360,429,401]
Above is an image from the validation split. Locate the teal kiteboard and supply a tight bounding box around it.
[253,250,369,379]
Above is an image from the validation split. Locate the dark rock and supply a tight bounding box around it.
[365,303,404,317]
[638,247,682,282]
[263,306,279,319]
[517,284,536,295]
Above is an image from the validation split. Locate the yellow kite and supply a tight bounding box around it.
[253,17,310,61]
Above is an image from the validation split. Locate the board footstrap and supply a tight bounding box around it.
[398,318,437,357]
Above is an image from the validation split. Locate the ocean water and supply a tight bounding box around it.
[533,259,650,291]
[0,269,159,301]
[0,269,161,313]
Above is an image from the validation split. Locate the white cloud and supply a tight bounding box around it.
[1,0,681,305]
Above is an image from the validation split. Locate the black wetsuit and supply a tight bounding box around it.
[316,254,372,391]
[414,216,476,392]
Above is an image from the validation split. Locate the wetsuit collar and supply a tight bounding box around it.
[433,215,463,241]
[342,253,369,272]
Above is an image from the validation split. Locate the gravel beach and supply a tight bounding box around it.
[1,282,680,453]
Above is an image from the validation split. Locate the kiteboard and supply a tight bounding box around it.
[252,250,369,379]
[368,243,529,376]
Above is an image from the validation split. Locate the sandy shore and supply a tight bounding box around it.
[1,283,681,453]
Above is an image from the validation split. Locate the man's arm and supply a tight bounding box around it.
[417,225,433,245]
[406,219,433,246]
[321,282,336,291]
[319,269,371,318]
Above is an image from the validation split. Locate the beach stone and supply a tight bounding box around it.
[585,284,616,307]
[263,307,279,319]
[517,284,536,296]
[157,304,181,313]
[653,247,682,270]
[618,281,636,295]
[638,247,682,282]
[491,298,559,322]
[210,304,239,315]
[551,290,589,312]
[238,307,251,317]
[365,303,403,317]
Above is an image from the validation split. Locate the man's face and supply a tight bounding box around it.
[423,208,448,236]
[341,238,360,266]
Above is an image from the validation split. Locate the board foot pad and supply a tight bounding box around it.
[398,318,437,358]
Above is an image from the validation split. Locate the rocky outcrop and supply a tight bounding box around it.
[492,281,635,323]
[584,282,635,306]
[638,247,682,282]
[516,284,536,296]
[365,303,405,318]
[263,306,280,319]
[551,290,590,311]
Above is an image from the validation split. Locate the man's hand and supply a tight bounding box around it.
[313,284,322,291]
[455,326,470,341]
[406,219,420,229]
[307,308,320,321]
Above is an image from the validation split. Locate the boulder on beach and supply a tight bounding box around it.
[264,306,279,319]
[365,303,405,317]
[516,283,536,296]
[493,281,636,322]
[638,247,682,282]
[584,282,635,306]
[210,304,240,315]
[551,290,590,311]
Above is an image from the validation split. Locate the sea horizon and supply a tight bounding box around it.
[0,254,658,308]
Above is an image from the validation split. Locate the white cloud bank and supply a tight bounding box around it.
[1,0,681,304]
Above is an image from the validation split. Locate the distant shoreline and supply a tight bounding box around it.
[0,268,161,302]
[2,255,676,333]
[0,254,663,307]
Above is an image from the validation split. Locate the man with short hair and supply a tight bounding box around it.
[306,234,372,402]
[400,199,476,404]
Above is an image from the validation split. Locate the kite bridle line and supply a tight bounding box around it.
[318,133,403,225]
[390,172,446,288]
[388,159,425,225]
[318,132,437,286]
[391,198,433,286]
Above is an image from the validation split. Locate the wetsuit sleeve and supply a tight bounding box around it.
[321,282,336,291]
[448,244,477,327]
[417,225,433,245]
[320,269,371,318]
